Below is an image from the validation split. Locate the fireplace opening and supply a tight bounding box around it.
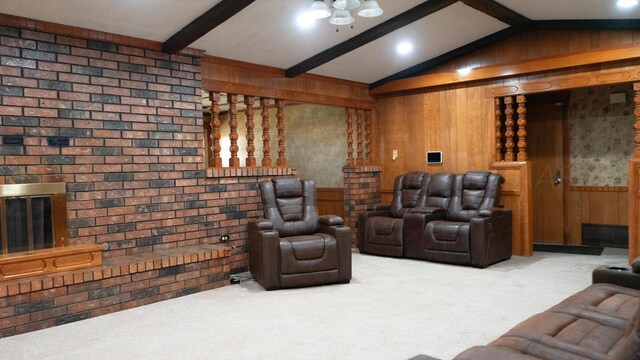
[0,183,67,255]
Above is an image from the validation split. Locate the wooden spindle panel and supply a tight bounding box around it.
[356,109,364,165]
[364,109,371,165]
[516,94,527,161]
[244,95,256,167]
[276,99,286,167]
[346,108,354,166]
[227,93,239,167]
[495,97,503,162]
[261,97,272,167]
[634,83,640,158]
[209,91,222,167]
[504,96,515,162]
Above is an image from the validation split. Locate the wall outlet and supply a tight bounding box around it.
[220,234,230,244]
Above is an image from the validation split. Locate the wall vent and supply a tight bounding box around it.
[582,223,628,249]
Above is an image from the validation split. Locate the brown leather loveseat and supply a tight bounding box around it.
[454,260,640,359]
[248,176,352,290]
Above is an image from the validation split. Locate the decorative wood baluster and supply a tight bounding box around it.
[244,96,256,167]
[356,109,364,165]
[209,91,222,167]
[364,109,372,165]
[276,99,286,167]
[634,83,640,158]
[227,93,240,167]
[346,108,354,166]
[504,96,515,162]
[495,98,503,162]
[516,94,528,161]
[260,97,272,167]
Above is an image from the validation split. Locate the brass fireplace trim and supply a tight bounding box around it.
[0,182,66,197]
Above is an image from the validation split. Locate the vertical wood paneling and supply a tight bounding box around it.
[316,188,344,217]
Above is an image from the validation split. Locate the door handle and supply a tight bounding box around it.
[554,170,562,185]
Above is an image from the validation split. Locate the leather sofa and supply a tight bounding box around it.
[357,171,430,257]
[248,176,352,290]
[358,171,512,268]
[453,260,640,359]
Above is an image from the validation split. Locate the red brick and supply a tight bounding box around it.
[2,97,38,107]
[24,107,57,117]
[0,106,22,116]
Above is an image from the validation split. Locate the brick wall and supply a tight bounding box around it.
[342,165,381,246]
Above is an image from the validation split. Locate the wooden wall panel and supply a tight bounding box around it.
[630,160,640,261]
[317,188,344,218]
[569,187,629,245]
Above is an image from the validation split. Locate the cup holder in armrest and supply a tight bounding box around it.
[607,266,630,271]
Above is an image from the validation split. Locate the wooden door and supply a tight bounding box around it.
[527,95,567,244]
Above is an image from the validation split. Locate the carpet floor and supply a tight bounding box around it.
[1,248,629,360]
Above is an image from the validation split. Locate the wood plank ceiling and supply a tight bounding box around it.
[0,0,638,88]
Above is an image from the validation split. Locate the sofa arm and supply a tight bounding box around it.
[247,219,280,290]
[469,208,512,268]
[478,206,504,217]
[407,206,447,215]
[366,203,391,211]
[319,215,344,226]
[633,257,640,273]
[592,265,640,290]
[403,208,447,260]
[318,221,352,283]
[357,208,391,252]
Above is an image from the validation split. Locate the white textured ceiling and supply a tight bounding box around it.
[0,0,637,84]
[310,2,508,83]
[495,0,640,20]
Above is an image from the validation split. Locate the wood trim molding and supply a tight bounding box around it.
[370,44,640,96]
[285,0,458,78]
[162,0,255,54]
[202,79,374,109]
[0,244,103,281]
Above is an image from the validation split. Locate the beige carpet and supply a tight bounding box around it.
[1,248,629,360]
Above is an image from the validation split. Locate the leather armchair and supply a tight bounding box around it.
[405,171,512,268]
[357,172,430,257]
[248,176,351,290]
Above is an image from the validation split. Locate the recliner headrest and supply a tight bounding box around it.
[403,172,425,189]
[273,176,303,198]
[463,171,490,190]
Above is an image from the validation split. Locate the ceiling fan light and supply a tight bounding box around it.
[329,9,355,25]
[333,0,348,10]
[357,0,383,17]
[346,0,361,10]
[310,0,332,19]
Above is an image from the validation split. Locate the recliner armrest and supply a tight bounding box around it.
[366,203,391,211]
[593,265,640,290]
[407,206,446,215]
[319,215,344,226]
[632,257,640,273]
[478,207,508,218]
[248,218,273,231]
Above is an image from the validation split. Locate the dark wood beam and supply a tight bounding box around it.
[459,0,530,26]
[162,0,255,54]
[534,19,640,30]
[369,26,524,90]
[284,0,458,78]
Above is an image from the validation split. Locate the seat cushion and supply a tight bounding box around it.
[424,220,470,253]
[366,217,403,246]
[279,233,338,275]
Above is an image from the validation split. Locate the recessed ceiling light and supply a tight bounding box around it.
[396,41,413,55]
[296,12,316,30]
[617,0,638,8]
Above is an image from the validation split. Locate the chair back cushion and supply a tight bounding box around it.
[389,172,430,218]
[259,176,319,237]
[447,171,504,222]
[425,172,455,209]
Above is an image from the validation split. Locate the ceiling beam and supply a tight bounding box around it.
[534,19,640,30]
[284,0,458,78]
[458,0,530,26]
[369,26,524,90]
[162,0,255,54]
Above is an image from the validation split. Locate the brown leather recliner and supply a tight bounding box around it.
[357,172,430,257]
[248,176,352,290]
[405,171,512,268]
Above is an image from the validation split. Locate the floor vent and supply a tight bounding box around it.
[582,223,628,249]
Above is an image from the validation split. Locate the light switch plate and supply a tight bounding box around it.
[392,149,398,160]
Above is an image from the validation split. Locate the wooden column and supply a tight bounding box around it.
[209,91,222,167]
[504,96,515,162]
[346,108,354,166]
[364,109,371,165]
[244,95,256,167]
[227,93,239,167]
[495,98,503,162]
[516,94,528,161]
[260,97,272,167]
[634,83,640,158]
[276,99,286,167]
[356,109,364,165]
